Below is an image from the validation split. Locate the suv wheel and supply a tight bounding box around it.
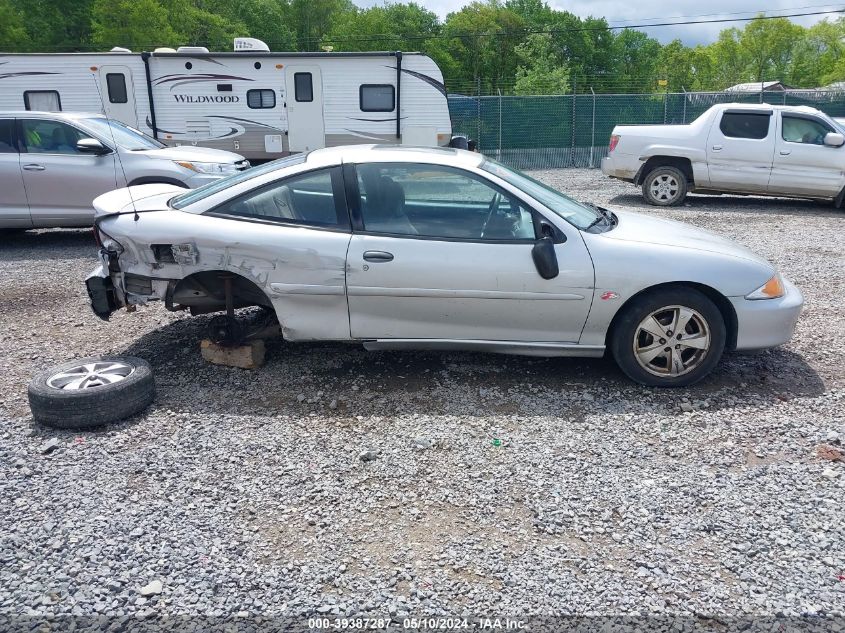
[611,288,726,387]
[642,166,688,206]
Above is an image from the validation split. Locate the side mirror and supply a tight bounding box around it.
[76,138,110,155]
[531,236,559,280]
[823,132,845,147]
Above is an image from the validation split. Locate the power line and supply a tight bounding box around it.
[310,8,845,44]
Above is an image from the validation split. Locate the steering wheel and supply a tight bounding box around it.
[480,192,502,239]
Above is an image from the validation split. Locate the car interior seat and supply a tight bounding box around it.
[360,170,418,235]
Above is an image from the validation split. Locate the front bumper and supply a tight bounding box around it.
[730,277,803,350]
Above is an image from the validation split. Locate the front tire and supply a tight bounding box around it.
[610,288,726,387]
[642,166,688,206]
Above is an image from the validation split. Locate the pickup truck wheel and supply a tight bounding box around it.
[28,356,155,429]
[611,288,725,387]
[642,166,688,206]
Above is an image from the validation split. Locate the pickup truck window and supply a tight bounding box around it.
[719,113,770,140]
[782,116,831,145]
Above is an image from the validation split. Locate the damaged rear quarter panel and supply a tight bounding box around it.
[100,211,353,341]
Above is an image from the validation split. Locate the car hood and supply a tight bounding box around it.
[93,184,185,218]
[132,145,245,164]
[599,209,774,270]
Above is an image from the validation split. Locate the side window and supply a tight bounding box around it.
[106,74,128,104]
[21,119,87,155]
[0,120,16,153]
[247,89,275,109]
[782,116,832,145]
[294,73,313,102]
[211,167,348,228]
[23,90,61,112]
[360,84,395,112]
[357,163,537,241]
[719,112,770,139]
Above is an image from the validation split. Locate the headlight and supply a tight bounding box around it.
[746,274,785,300]
[174,161,239,175]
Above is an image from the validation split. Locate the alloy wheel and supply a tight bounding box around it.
[632,305,711,377]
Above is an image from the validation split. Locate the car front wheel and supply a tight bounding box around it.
[610,288,726,387]
[642,166,688,206]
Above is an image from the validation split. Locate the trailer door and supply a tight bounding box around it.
[284,66,325,152]
[98,66,138,127]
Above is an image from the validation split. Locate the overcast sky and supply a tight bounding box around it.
[351,0,841,45]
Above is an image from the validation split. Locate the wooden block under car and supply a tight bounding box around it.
[200,339,266,369]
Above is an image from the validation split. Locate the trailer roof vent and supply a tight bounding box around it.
[110,46,132,53]
[154,47,177,53]
[234,37,270,53]
[177,46,210,54]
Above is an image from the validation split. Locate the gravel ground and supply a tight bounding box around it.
[1,169,843,627]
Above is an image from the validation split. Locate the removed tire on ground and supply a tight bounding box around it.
[28,356,155,429]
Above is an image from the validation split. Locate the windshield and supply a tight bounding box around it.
[81,118,164,150]
[170,153,308,209]
[480,159,602,230]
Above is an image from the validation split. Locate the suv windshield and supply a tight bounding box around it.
[80,118,164,150]
[480,159,603,230]
[170,153,308,209]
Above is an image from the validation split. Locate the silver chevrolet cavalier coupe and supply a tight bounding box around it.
[86,145,803,387]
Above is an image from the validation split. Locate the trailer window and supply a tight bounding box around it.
[106,74,128,104]
[294,73,313,102]
[247,89,276,109]
[23,91,61,112]
[360,85,395,112]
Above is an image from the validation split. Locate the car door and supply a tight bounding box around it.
[769,113,844,197]
[345,162,595,343]
[19,118,118,228]
[0,118,32,229]
[204,165,352,340]
[706,110,775,192]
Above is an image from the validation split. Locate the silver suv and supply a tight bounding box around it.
[0,111,248,229]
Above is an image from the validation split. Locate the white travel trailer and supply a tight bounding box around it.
[0,39,453,160]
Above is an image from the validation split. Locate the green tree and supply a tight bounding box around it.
[328,2,440,51]
[443,1,525,93]
[739,16,803,83]
[790,18,845,87]
[705,27,746,89]
[513,33,569,94]
[288,0,355,51]
[205,0,296,51]
[0,0,28,50]
[91,0,178,49]
[612,29,660,91]
[12,0,94,51]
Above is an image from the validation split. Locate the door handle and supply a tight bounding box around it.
[23,164,45,171]
[779,150,791,156]
[363,250,394,262]
[711,145,722,151]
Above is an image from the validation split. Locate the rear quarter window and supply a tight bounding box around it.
[719,112,771,139]
[0,119,16,153]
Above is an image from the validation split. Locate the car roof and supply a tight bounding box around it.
[305,144,485,168]
[718,102,822,115]
[0,111,106,120]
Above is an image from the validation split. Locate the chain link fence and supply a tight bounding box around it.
[448,89,845,170]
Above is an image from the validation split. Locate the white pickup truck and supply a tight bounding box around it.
[601,103,845,207]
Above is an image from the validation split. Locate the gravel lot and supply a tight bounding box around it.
[1,169,843,627]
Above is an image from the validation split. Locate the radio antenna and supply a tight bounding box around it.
[91,71,141,222]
